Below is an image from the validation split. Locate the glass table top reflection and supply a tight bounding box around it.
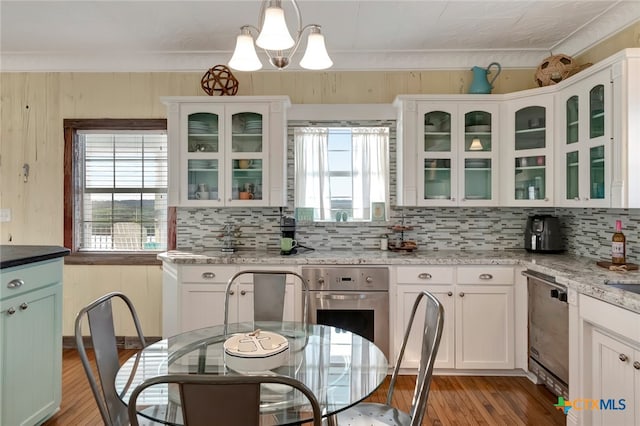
[116,322,389,425]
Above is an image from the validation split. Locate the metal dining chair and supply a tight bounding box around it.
[127,374,323,426]
[75,292,147,426]
[223,270,310,335]
[337,290,444,426]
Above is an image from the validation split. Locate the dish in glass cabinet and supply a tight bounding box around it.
[466,159,488,168]
[466,125,491,132]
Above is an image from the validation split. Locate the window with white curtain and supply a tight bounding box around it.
[294,127,389,222]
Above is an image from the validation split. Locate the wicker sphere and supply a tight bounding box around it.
[201,65,239,96]
[534,54,577,87]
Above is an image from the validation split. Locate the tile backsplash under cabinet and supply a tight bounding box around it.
[176,119,638,261]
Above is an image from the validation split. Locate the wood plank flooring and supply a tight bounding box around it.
[43,349,566,425]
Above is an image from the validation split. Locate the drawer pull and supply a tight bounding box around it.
[201,272,216,279]
[634,361,640,370]
[7,307,16,315]
[459,292,465,297]
[479,273,493,280]
[229,290,235,295]
[447,291,453,297]
[418,273,432,280]
[619,353,628,362]
[240,290,247,296]
[19,303,28,311]
[7,279,24,289]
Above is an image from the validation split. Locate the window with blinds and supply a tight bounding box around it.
[75,130,168,251]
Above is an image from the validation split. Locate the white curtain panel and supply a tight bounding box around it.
[294,128,331,220]
[352,127,389,220]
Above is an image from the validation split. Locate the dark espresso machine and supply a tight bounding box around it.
[280,216,297,255]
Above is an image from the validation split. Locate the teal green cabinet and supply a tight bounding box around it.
[1,257,64,426]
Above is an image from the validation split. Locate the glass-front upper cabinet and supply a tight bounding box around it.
[163,96,290,207]
[503,94,554,206]
[556,69,611,207]
[417,102,499,206]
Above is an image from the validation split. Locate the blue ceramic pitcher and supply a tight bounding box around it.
[469,62,502,94]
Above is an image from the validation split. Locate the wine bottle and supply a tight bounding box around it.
[611,220,626,264]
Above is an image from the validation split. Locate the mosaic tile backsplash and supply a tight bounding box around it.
[177,120,639,262]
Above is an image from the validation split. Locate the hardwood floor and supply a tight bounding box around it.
[44,349,565,425]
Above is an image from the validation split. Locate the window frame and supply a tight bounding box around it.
[63,118,170,265]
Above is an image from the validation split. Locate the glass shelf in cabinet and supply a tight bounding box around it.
[515,127,546,134]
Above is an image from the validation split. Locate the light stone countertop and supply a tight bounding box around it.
[158,249,640,313]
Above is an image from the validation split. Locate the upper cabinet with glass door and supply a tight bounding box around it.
[502,93,554,206]
[556,69,611,207]
[162,96,291,207]
[394,96,500,207]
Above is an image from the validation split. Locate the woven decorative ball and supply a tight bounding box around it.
[201,65,239,96]
[534,54,577,87]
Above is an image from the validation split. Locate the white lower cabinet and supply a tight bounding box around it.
[578,294,640,426]
[163,263,299,336]
[395,265,514,370]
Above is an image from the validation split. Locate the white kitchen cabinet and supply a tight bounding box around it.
[163,263,299,337]
[0,258,64,426]
[578,293,640,426]
[395,265,514,370]
[556,68,612,207]
[502,92,555,206]
[162,96,291,207]
[394,96,500,207]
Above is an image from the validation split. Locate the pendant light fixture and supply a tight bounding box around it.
[229,0,332,71]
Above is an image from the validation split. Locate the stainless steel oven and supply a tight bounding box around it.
[301,266,389,359]
[523,269,569,398]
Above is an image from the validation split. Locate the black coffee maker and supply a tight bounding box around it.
[280,216,297,255]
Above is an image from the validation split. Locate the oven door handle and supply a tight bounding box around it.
[314,293,371,301]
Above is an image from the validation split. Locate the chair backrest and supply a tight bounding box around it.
[387,290,444,426]
[128,374,323,426]
[74,292,147,426]
[223,270,310,334]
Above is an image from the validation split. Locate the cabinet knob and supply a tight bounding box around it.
[7,307,16,315]
[19,303,28,311]
[544,198,549,202]
[461,198,466,202]
[7,279,24,289]
[240,290,246,296]
[447,291,453,297]
[418,273,432,280]
[201,272,215,279]
[451,197,456,202]
[459,292,465,297]
[365,276,373,283]
[229,290,235,295]
[479,273,493,280]
[574,197,580,201]
[634,361,640,370]
[619,353,628,362]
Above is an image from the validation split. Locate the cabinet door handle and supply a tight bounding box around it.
[7,307,16,315]
[459,292,465,297]
[447,291,453,297]
[619,353,628,362]
[19,303,28,311]
[240,290,246,296]
[479,273,493,280]
[201,272,215,279]
[7,279,24,289]
[418,273,432,280]
[634,361,640,370]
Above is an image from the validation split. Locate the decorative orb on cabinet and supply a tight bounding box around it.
[201,65,239,96]
[534,54,577,87]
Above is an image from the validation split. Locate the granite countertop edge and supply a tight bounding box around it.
[158,249,640,314]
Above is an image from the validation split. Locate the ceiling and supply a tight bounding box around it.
[2,0,639,72]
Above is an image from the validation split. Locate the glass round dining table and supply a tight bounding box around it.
[116,321,389,425]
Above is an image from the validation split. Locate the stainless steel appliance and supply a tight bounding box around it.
[524,215,565,253]
[523,270,568,398]
[302,266,390,359]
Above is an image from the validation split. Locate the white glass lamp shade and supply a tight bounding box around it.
[299,28,333,70]
[469,138,483,151]
[229,32,263,72]
[256,6,295,50]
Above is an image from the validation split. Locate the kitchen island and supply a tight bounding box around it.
[0,245,69,426]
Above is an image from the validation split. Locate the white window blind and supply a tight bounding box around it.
[76,130,168,251]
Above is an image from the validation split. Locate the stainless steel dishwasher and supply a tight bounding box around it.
[301,266,390,359]
[523,269,569,398]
